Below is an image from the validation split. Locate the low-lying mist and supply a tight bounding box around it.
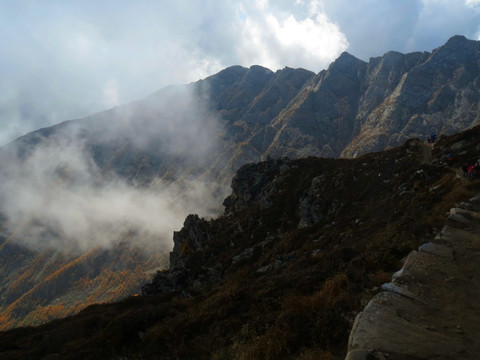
[0,84,227,254]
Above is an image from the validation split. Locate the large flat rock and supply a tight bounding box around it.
[346,194,480,359]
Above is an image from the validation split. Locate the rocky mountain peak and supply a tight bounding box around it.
[209,64,247,81]
[443,34,470,48]
[430,34,480,63]
[328,51,367,75]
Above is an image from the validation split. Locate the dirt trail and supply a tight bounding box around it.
[346,194,480,359]
[419,140,471,185]
[418,141,434,165]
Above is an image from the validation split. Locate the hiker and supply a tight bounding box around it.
[446,152,454,166]
[427,134,437,143]
[468,164,476,178]
[462,163,469,176]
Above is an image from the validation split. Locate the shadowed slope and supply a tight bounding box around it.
[1,126,480,359]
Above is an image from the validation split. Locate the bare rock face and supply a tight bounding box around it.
[342,35,480,158]
[170,214,211,269]
[298,175,340,228]
[233,35,480,162]
[142,214,215,295]
[223,158,290,215]
[261,52,368,160]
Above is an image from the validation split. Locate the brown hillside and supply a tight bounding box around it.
[1,126,480,359]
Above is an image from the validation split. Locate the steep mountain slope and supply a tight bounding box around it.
[342,35,480,157]
[263,35,480,159]
[1,126,480,359]
[6,35,480,184]
[2,35,480,330]
[0,234,167,330]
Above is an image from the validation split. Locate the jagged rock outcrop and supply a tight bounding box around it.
[298,174,341,228]
[342,35,480,157]
[223,157,291,214]
[142,214,221,295]
[170,214,211,269]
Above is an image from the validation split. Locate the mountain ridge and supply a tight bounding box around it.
[6,35,480,180]
[2,35,480,333]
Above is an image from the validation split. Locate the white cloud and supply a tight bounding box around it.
[103,79,119,108]
[314,0,480,60]
[407,0,480,50]
[2,140,220,252]
[465,0,480,7]
[0,87,225,253]
[236,1,348,71]
[255,0,269,10]
[66,33,96,61]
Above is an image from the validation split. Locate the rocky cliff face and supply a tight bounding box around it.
[349,36,480,155]
[142,214,220,296]
[266,35,480,159]
[346,194,480,360]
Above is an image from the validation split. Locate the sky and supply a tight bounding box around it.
[1,0,480,146]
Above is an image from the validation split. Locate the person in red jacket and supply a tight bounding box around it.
[467,164,476,178]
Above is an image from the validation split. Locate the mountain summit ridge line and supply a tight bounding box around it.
[6,35,479,184]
